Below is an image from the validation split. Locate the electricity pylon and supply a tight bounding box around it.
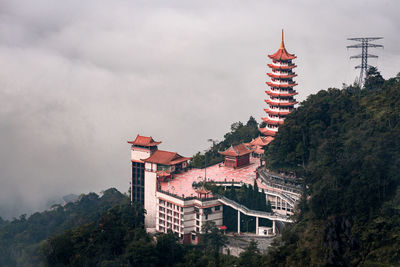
[347,37,383,87]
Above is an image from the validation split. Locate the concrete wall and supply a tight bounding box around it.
[144,171,157,228]
[131,147,151,162]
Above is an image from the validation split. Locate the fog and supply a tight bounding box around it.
[0,0,399,218]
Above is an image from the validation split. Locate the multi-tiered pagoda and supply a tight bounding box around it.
[260,30,298,137]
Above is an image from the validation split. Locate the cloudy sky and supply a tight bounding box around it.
[0,0,399,218]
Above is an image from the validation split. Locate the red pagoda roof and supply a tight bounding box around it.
[142,150,191,165]
[195,187,211,195]
[268,30,296,61]
[268,63,297,70]
[128,134,161,147]
[267,73,297,79]
[266,90,298,97]
[262,118,285,125]
[264,108,291,116]
[266,81,298,88]
[219,143,253,157]
[250,136,274,147]
[259,128,277,136]
[265,99,298,106]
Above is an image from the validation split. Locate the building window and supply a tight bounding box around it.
[215,206,220,211]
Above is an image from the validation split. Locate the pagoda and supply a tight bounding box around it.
[260,30,298,136]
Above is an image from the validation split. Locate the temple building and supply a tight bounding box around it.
[260,30,298,137]
[128,135,298,243]
[128,135,161,204]
[128,135,223,242]
[219,143,253,168]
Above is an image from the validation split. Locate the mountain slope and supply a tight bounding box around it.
[264,70,400,266]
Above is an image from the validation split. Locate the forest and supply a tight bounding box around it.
[264,68,400,266]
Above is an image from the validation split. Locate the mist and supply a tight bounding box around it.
[0,0,399,219]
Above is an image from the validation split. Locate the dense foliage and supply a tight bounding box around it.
[41,200,254,267]
[264,69,400,266]
[190,116,261,168]
[0,188,128,266]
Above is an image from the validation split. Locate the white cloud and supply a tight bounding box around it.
[0,0,399,218]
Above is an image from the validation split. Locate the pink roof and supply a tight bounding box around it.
[267,63,297,70]
[195,187,211,195]
[266,81,298,88]
[128,134,161,146]
[250,136,274,147]
[219,144,253,157]
[267,73,297,79]
[142,150,191,165]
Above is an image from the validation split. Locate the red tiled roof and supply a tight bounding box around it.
[264,108,291,116]
[266,81,298,88]
[266,90,298,97]
[128,134,161,147]
[250,136,274,147]
[265,99,298,106]
[219,143,253,157]
[268,31,296,61]
[267,73,297,79]
[268,63,297,70]
[268,48,297,61]
[142,150,191,165]
[195,187,211,195]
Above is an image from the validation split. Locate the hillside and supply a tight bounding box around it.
[0,188,129,266]
[263,68,400,266]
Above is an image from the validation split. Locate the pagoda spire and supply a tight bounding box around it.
[259,31,298,137]
[280,29,285,49]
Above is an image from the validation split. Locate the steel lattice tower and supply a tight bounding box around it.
[347,37,383,86]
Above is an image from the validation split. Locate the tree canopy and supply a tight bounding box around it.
[264,69,400,266]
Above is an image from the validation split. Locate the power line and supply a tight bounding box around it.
[347,37,383,86]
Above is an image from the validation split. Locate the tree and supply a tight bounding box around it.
[238,240,261,266]
[201,221,227,263]
[155,230,184,267]
[364,67,384,91]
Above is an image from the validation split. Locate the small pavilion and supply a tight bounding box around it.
[246,136,274,157]
[219,143,253,168]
